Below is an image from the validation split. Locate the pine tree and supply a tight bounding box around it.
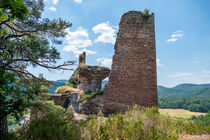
[0,0,73,137]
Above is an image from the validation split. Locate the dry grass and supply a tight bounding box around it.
[55,85,80,94]
[159,109,207,119]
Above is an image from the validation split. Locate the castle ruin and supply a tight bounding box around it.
[103,11,158,107]
[69,52,111,91]
[45,11,158,118]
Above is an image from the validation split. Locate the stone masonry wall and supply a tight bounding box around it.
[49,94,68,107]
[104,11,158,107]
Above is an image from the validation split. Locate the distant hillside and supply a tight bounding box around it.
[158,84,210,98]
[49,80,67,94]
[158,84,210,113]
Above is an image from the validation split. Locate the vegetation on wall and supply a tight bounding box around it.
[141,9,150,19]
[66,80,77,88]
[79,89,103,103]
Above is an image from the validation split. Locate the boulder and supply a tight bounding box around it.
[102,102,128,116]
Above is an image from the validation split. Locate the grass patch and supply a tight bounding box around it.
[159,109,207,119]
[55,85,80,94]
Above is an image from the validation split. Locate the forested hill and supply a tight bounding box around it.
[158,84,210,113]
[158,84,210,98]
[49,80,67,94]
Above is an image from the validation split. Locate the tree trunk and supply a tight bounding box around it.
[0,115,8,138]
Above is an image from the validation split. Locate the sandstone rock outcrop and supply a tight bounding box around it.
[104,11,158,107]
[69,52,111,91]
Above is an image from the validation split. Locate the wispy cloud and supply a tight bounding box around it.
[92,22,116,44]
[167,38,178,42]
[97,57,112,68]
[63,27,96,57]
[156,59,163,67]
[74,0,82,3]
[45,0,59,11]
[167,30,184,42]
[167,70,210,86]
[202,70,210,77]
[49,7,56,11]
[192,61,199,64]
[169,72,193,77]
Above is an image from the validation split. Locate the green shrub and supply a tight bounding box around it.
[141,9,150,19]
[66,81,77,88]
[13,105,209,140]
[79,89,103,102]
[82,106,178,140]
[82,106,209,139]
[186,111,210,134]
[17,101,81,140]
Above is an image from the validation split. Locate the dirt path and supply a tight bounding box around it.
[179,134,210,140]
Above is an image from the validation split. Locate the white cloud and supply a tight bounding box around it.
[81,49,96,55]
[44,0,59,5]
[92,22,116,44]
[52,0,59,4]
[167,30,184,42]
[156,59,163,67]
[45,0,59,11]
[167,38,178,42]
[97,57,112,68]
[49,7,56,11]
[169,72,193,77]
[163,70,210,87]
[63,27,96,57]
[171,31,184,38]
[74,0,82,3]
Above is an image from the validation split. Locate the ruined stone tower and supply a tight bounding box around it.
[104,11,158,107]
[79,52,86,65]
[69,52,111,91]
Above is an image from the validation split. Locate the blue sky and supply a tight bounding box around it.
[28,0,210,87]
